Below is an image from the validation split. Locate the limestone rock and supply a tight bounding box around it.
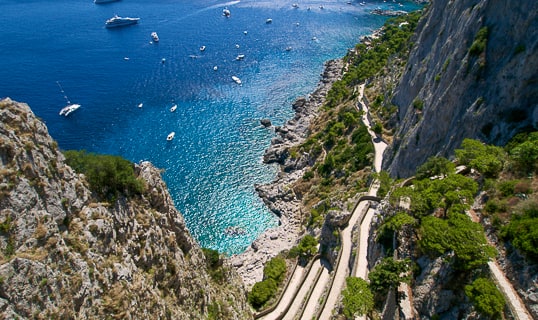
[383,0,538,178]
[0,98,252,319]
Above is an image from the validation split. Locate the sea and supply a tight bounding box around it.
[0,0,420,255]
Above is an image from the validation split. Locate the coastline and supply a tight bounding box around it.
[230,59,345,288]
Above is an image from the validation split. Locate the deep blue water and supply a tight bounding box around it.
[0,0,420,254]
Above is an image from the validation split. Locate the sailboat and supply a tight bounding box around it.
[57,81,81,116]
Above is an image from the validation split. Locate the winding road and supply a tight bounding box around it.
[256,83,532,320]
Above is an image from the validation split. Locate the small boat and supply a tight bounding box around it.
[105,15,140,28]
[235,54,245,60]
[223,8,231,17]
[285,46,292,51]
[213,66,218,71]
[151,32,159,42]
[319,5,324,9]
[235,44,240,49]
[200,45,206,51]
[56,81,81,116]
[170,104,177,112]
[266,18,273,24]
[123,57,130,60]
[167,132,175,141]
[59,104,81,116]
[138,103,143,108]
[243,30,248,35]
[161,58,166,63]
[232,76,242,85]
[94,0,120,4]
[292,3,299,8]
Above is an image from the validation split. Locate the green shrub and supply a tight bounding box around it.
[500,200,538,261]
[289,235,318,259]
[412,98,424,111]
[248,278,277,309]
[469,26,488,56]
[455,139,505,177]
[368,257,411,296]
[415,156,455,180]
[465,278,505,318]
[263,257,287,284]
[419,213,496,270]
[64,150,145,200]
[202,248,222,269]
[342,277,374,318]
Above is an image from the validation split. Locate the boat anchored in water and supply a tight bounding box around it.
[56,81,81,116]
[235,54,245,61]
[223,8,231,17]
[94,0,120,4]
[105,15,140,28]
[151,32,159,42]
[167,132,175,141]
[231,76,242,85]
[170,104,177,112]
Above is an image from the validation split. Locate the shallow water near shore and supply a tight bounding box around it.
[0,0,420,254]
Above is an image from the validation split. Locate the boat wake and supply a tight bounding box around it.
[175,0,240,21]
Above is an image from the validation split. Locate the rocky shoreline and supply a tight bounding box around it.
[230,59,345,288]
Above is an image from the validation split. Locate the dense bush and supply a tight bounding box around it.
[465,277,505,318]
[415,156,455,180]
[342,277,374,318]
[419,213,496,270]
[500,200,538,262]
[455,139,505,177]
[248,278,277,309]
[289,234,318,259]
[368,257,411,296]
[263,256,287,284]
[64,150,145,199]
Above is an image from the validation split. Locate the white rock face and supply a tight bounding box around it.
[383,0,538,178]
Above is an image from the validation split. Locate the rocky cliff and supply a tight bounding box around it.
[0,98,251,319]
[383,0,538,178]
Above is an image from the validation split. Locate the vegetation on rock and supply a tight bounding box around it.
[342,277,374,318]
[64,150,145,199]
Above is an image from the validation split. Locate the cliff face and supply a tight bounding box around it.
[383,0,538,177]
[0,98,251,319]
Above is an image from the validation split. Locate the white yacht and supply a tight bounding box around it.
[200,45,206,51]
[59,104,81,116]
[170,104,177,112]
[232,76,242,85]
[223,8,231,17]
[151,32,159,42]
[167,132,175,141]
[105,15,140,28]
[138,103,143,108]
[266,18,273,24]
[235,54,245,61]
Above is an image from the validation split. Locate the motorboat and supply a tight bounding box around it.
[243,30,248,35]
[235,54,245,60]
[292,3,299,8]
[232,76,242,85]
[285,46,292,51]
[167,132,175,141]
[105,15,140,28]
[59,104,81,116]
[266,18,273,24]
[56,81,80,116]
[94,0,120,4]
[200,45,206,51]
[151,32,159,42]
[223,8,231,17]
[161,58,166,63]
[170,104,177,112]
[213,66,218,71]
[138,103,143,108]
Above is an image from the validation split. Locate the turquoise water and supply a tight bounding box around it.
[0,0,420,254]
